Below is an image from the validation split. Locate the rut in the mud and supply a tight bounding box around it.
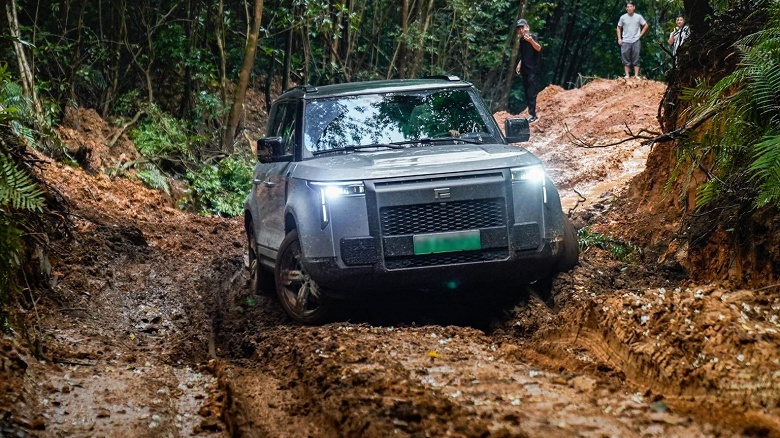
[4,78,780,437]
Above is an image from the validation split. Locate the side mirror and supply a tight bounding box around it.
[505,118,530,143]
[257,137,282,163]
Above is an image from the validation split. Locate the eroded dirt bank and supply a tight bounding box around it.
[2,78,779,437]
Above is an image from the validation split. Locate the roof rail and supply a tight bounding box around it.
[422,75,461,81]
[282,84,319,94]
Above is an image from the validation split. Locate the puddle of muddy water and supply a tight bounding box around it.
[558,144,649,211]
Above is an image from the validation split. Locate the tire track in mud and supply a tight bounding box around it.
[204,262,723,437]
[516,283,780,437]
[201,257,340,436]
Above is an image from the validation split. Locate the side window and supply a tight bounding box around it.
[266,101,297,156]
[266,105,283,137]
[280,105,296,156]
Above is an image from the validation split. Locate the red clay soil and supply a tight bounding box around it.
[1,78,779,437]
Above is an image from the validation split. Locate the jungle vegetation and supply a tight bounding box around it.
[0,0,778,315]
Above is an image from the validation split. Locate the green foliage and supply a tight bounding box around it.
[129,106,195,161]
[113,89,142,118]
[577,227,641,262]
[674,12,780,211]
[0,151,44,211]
[185,155,252,217]
[136,167,171,195]
[0,114,45,320]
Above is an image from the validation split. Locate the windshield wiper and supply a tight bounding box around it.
[312,143,407,156]
[393,136,483,146]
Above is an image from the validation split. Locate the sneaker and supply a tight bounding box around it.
[527,115,538,123]
[623,74,629,79]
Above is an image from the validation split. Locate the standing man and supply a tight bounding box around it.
[515,18,542,123]
[616,1,649,79]
[668,15,690,61]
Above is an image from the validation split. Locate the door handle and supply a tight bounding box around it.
[264,181,275,188]
[253,178,263,185]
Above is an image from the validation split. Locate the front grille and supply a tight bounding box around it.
[385,249,509,270]
[380,198,506,236]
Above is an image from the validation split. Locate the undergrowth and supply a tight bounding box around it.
[0,92,45,329]
[128,105,251,216]
[185,155,253,217]
[578,227,641,263]
[671,10,780,215]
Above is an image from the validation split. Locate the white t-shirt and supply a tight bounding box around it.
[618,13,647,44]
[670,25,690,55]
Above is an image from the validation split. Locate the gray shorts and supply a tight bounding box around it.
[621,41,641,67]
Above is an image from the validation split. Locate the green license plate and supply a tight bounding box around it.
[413,230,481,255]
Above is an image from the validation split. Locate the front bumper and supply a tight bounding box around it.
[304,240,560,299]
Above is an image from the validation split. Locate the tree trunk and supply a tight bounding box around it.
[6,0,44,120]
[398,0,409,78]
[387,0,410,79]
[215,0,228,108]
[222,0,264,152]
[302,20,312,83]
[103,0,127,118]
[283,27,292,91]
[408,0,435,79]
[684,0,713,34]
[340,0,353,79]
[178,0,201,119]
[68,0,88,104]
[265,39,276,113]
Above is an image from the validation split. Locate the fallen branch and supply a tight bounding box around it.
[565,110,716,150]
[565,122,660,148]
[567,188,587,216]
[107,109,145,148]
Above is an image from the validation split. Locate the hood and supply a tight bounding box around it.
[290,143,541,181]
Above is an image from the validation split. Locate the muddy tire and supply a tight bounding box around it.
[557,216,579,272]
[248,229,275,295]
[275,230,338,325]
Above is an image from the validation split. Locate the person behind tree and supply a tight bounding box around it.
[514,18,542,123]
[616,1,649,79]
[668,15,690,61]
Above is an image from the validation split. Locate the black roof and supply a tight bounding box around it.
[277,77,472,100]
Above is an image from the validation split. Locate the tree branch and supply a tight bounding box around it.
[107,109,145,148]
[565,110,717,150]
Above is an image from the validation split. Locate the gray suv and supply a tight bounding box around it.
[244,77,578,324]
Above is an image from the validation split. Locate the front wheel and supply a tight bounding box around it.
[275,230,339,325]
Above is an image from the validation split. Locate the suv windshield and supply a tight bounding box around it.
[303,88,495,154]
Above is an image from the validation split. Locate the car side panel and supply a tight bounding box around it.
[251,162,292,258]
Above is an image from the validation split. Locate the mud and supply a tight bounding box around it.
[2,78,779,437]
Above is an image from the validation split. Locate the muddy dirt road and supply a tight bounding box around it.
[2,78,779,437]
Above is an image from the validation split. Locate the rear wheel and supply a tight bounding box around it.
[275,230,338,325]
[557,216,579,272]
[247,227,274,295]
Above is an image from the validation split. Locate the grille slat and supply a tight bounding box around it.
[380,198,506,236]
[385,249,508,270]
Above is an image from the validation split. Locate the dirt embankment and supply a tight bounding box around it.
[2,78,779,437]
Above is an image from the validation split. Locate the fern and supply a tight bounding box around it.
[0,151,44,211]
[577,227,641,263]
[675,12,780,212]
[136,167,171,195]
[749,133,780,207]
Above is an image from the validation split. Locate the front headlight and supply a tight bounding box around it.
[310,181,365,227]
[510,165,547,203]
[510,165,546,184]
[311,182,366,199]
